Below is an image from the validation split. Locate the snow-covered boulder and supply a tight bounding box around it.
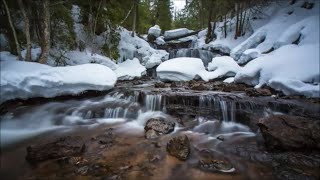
[115,58,146,80]
[206,44,231,55]
[0,59,117,103]
[148,25,161,38]
[235,44,319,97]
[155,36,166,45]
[118,29,169,69]
[224,77,235,83]
[164,28,189,39]
[156,57,206,81]
[199,56,241,81]
[238,49,261,65]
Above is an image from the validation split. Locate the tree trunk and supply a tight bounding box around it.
[205,6,213,44]
[238,3,243,37]
[241,2,247,36]
[131,0,137,37]
[38,0,50,64]
[18,0,32,61]
[234,3,239,39]
[2,0,22,60]
[224,14,227,38]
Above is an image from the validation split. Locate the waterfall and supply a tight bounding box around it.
[169,48,218,67]
[199,95,236,121]
[144,94,165,111]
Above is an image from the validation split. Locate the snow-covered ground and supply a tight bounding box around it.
[0,54,117,103]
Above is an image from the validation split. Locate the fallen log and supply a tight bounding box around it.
[164,30,201,41]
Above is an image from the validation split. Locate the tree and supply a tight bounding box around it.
[17,0,31,61]
[2,0,22,60]
[38,0,50,64]
[131,0,138,37]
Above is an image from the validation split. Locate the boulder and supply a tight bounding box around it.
[257,115,320,151]
[166,135,190,160]
[148,25,161,38]
[144,118,175,139]
[26,136,86,163]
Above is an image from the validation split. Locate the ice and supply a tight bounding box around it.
[115,58,146,80]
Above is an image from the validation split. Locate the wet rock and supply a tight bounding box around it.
[190,83,207,91]
[199,159,234,173]
[145,129,158,139]
[217,135,224,141]
[256,88,272,96]
[144,118,175,139]
[257,115,320,151]
[92,128,115,147]
[221,83,248,92]
[154,82,166,88]
[170,82,177,88]
[77,166,89,175]
[26,136,85,163]
[166,135,190,160]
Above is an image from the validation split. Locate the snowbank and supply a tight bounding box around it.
[148,25,161,38]
[235,44,319,97]
[231,0,319,60]
[118,28,169,68]
[156,57,206,81]
[115,58,146,80]
[238,49,261,65]
[199,56,241,81]
[164,28,189,39]
[0,59,117,103]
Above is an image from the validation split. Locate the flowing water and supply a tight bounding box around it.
[1,84,319,179]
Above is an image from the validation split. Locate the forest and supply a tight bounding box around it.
[0,0,319,179]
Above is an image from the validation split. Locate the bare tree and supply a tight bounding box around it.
[18,0,32,61]
[2,0,22,60]
[38,0,50,64]
[131,0,138,37]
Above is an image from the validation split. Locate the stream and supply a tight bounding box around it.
[1,79,319,179]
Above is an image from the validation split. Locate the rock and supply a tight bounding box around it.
[77,166,89,175]
[199,159,234,173]
[217,135,224,141]
[256,88,272,96]
[26,136,85,163]
[144,118,175,139]
[154,82,166,88]
[190,83,207,91]
[166,135,190,160]
[257,115,320,151]
[145,129,159,139]
[148,25,161,38]
[170,82,177,88]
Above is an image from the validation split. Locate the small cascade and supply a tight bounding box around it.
[169,48,218,67]
[199,95,236,121]
[144,94,165,111]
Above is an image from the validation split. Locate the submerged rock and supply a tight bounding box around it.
[26,136,86,163]
[258,115,320,151]
[166,135,190,160]
[144,118,175,139]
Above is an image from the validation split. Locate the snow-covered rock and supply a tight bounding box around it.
[155,36,166,45]
[148,25,161,38]
[0,59,117,103]
[115,58,146,80]
[156,57,206,81]
[199,56,241,81]
[238,49,261,65]
[164,28,189,39]
[205,44,231,55]
[224,77,235,83]
[235,44,319,97]
[118,28,169,68]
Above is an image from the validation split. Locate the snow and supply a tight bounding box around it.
[164,28,189,39]
[231,0,320,60]
[118,28,169,68]
[0,33,8,49]
[156,57,206,81]
[0,57,117,103]
[21,47,42,61]
[115,58,146,80]
[238,48,261,65]
[148,25,161,37]
[155,36,166,45]
[224,77,235,83]
[205,44,231,55]
[235,44,319,97]
[199,56,241,81]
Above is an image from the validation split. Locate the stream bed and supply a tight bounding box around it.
[1,80,320,179]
